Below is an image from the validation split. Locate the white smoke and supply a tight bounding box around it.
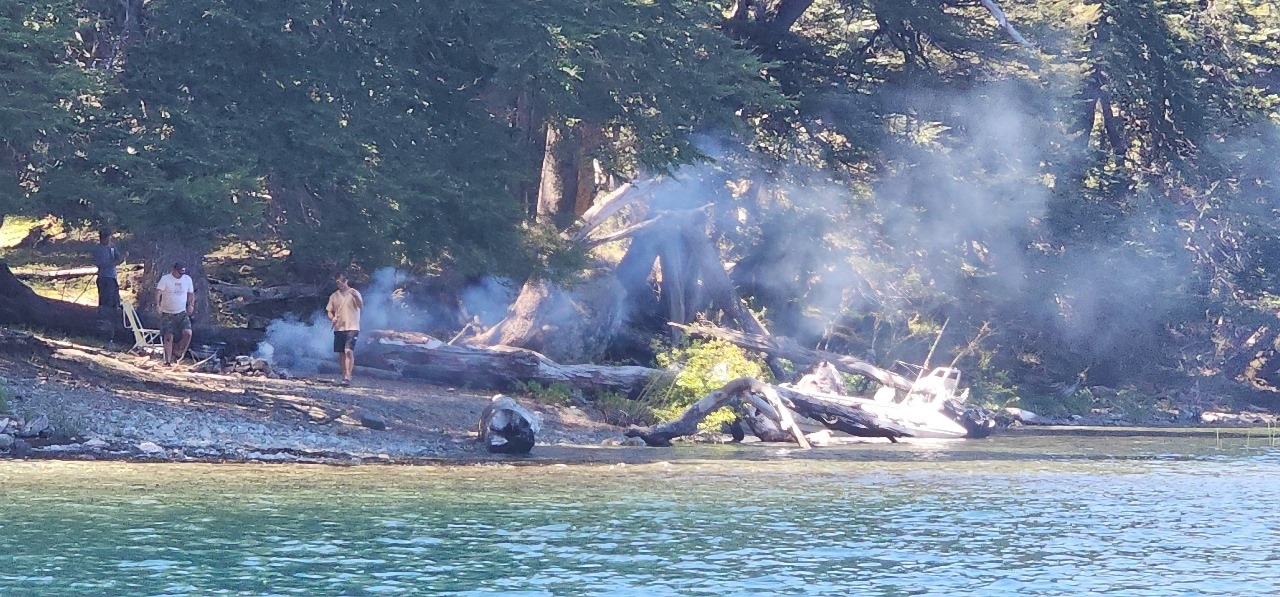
[253,268,518,372]
[254,267,422,372]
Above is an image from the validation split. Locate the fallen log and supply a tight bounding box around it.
[14,265,140,280]
[673,322,914,392]
[624,377,903,447]
[209,280,323,307]
[366,331,662,397]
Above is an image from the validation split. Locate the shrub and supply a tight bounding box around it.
[593,391,658,427]
[513,380,578,405]
[648,339,770,432]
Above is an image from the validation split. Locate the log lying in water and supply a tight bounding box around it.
[478,395,540,454]
[624,377,908,447]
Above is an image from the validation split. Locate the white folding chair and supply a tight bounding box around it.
[121,300,163,354]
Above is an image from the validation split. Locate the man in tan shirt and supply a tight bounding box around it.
[326,273,364,385]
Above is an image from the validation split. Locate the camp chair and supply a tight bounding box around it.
[121,300,163,354]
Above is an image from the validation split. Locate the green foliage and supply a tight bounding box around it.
[1018,389,1097,419]
[969,371,1020,410]
[593,391,658,427]
[9,0,1280,404]
[513,381,577,406]
[45,409,84,443]
[0,380,11,415]
[650,340,769,433]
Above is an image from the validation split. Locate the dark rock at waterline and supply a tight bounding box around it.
[478,395,539,455]
[357,412,388,431]
[10,438,31,458]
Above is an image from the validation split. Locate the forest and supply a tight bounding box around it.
[5,0,1280,418]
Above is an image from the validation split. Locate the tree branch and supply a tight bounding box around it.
[768,0,817,35]
[978,0,1035,50]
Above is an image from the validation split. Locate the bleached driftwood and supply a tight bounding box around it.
[624,377,908,447]
[364,330,661,398]
[14,265,138,280]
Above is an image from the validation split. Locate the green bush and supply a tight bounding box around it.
[593,391,658,427]
[0,381,11,415]
[648,340,769,432]
[513,381,577,405]
[1017,388,1096,418]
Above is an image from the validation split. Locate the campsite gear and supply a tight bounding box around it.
[122,300,162,354]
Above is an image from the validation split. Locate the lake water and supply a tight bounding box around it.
[3,431,1279,596]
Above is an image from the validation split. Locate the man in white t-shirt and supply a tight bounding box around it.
[326,273,363,385]
[156,261,195,365]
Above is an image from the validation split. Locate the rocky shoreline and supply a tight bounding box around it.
[0,335,1275,466]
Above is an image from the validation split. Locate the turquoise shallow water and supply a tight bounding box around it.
[2,434,1279,596]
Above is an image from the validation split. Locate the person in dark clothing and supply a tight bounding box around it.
[92,229,125,321]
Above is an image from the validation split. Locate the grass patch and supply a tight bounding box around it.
[0,380,12,415]
[513,380,578,406]
[593,390,659,427]
[1016,389,1096,418]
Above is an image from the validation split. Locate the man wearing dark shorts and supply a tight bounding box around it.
[156,261,195,365]
[326,273,363,385]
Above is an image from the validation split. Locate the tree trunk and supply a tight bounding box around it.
[0,262,103,335]
[536,122,582,228]
[136,239,211,325]
[768,0,817,35]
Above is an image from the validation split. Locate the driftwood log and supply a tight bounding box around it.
[624,376,909,447]
[0,262,105,335]
[13,265,140,280]
[366,330,662,397]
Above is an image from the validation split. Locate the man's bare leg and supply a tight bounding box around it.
[175,329,193,363]
[342,349,355,381]
[162,334,174,364]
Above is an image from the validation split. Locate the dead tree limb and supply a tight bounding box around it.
[625,377,906,447]
[978,0,1034,49]
[209,280,322,305]
[570,179,658,242]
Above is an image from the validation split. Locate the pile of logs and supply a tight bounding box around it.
[623,373,911,447]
